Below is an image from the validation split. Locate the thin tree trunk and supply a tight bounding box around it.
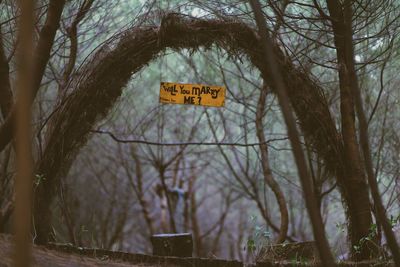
[211,191,232,255]
[325,0,384,260]
[250,1,335,266]
[14,0,34,266]
[255,84,289,244]
[188,175,203,257]
[131,146,154,236]
[331,0,400,263]
[0,26,13,119]
[0,0,66,153]
[58,182,77,246]
[0,146,12,232]
[159,168,177,233]
[60,0,94,94]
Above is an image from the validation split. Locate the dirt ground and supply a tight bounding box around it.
[0,234,177,267]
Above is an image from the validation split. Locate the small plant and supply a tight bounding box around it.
[335,221,346,233]
[34,174,46,188]
[353,223,377,256]
[245,215,271,260]
[290,254,307,266]
[353,221,394,260]
[78,224,89,238]
[389,214,400,227]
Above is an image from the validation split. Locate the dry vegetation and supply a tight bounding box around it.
[0,234,179,267]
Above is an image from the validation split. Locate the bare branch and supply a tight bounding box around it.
[91,129,287,147]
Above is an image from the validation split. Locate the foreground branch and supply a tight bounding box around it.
[91,129,288,147]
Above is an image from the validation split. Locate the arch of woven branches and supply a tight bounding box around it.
[33,13,344,244]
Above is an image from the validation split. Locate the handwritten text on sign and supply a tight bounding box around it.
[159,82,225,107]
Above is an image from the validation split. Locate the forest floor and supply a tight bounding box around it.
[0,234,395,267]
[0,234,179,267]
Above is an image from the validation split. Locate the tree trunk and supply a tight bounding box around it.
[0,26,13,119]
[0,0,65,152]
[255,84,289,244]
[326,0,379,260]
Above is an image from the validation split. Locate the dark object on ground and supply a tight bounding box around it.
[151,233,193,257]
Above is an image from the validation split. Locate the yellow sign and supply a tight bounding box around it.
[159,82,225,107]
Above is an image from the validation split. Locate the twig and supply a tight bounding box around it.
[91,129,288,147]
